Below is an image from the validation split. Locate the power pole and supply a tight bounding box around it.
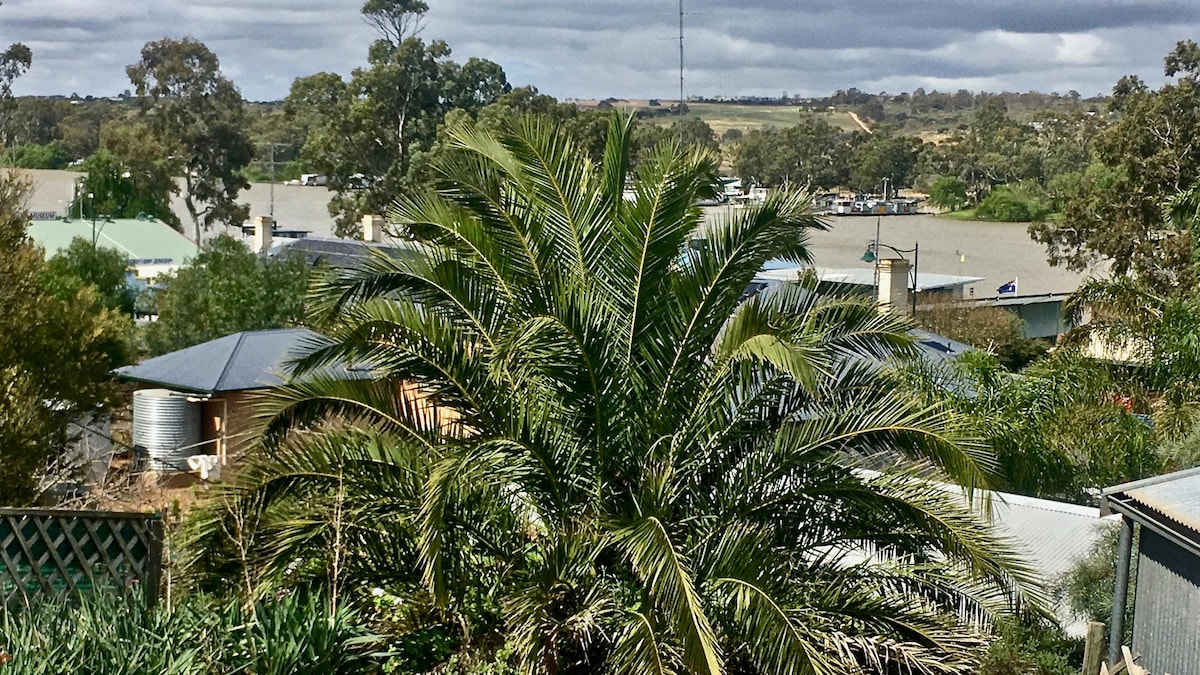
[263,143,289,219]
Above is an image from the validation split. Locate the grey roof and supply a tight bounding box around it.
[1101,467,1200,555]
[909,328,974,365]
[115,328,340,394]
[756,264,985,292]
[978,292,1072,308]
[271,237,418,268]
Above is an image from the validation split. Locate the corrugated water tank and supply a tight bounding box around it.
[132,388,201,472]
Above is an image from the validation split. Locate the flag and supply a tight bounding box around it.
[997,277,1017,294]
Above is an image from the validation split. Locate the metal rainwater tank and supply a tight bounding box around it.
[132,388,202,472]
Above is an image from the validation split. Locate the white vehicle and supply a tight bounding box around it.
[300,174,328,187]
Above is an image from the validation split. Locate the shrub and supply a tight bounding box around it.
[975,184,1053,222]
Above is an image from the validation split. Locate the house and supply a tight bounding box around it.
[976,292,1073,340]
[28,214,196,281]
[755,262,985,305]
[252,214,419,269]
[114,327,450,477]
[114,328,365,468]
[1100,468,1200,674]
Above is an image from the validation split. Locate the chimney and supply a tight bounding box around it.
[253,216,274,253]
[876,257,911,314]
[361,214,385,243]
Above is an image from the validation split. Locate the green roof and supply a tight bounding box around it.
[27,217,196,265]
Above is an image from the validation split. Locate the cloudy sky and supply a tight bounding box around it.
[4,0,1200,102]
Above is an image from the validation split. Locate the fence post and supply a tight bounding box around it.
[144,514,165,606]
[1082,621,1105,675]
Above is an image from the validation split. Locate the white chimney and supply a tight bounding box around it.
[361,214,385,243]
[876,257,911,314]
[253,216,274,253]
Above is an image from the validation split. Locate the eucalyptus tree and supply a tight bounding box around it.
[192,115,1042,674]
[127,38,254,240]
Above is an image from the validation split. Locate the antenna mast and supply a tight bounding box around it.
[678,0,685,120]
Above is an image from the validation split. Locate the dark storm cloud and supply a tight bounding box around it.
[3,0,1200,101]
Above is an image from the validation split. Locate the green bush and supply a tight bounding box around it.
[975,184,1052,222]
[0,590,381,674]
[6,143,69,170]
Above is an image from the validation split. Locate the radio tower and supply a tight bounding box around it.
[678,0,685,121]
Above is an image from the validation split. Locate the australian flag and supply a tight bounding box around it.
[997,278,1018,294]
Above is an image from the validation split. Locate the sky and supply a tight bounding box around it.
[4,0,1200,102]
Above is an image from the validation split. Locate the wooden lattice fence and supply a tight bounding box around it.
[0,508,163,608]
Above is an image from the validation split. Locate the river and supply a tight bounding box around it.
[22,169,1097,296]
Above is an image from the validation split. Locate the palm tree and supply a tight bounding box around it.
[190,115,1042,674]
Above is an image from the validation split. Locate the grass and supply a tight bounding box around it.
[936,208,1063,223]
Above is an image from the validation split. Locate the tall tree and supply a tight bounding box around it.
[127,38,255,242]
[0,172,133,504]
[286,1,508,237]
[1030,41,1200,293]
[0,30,32,155]
[191,116,1042,673]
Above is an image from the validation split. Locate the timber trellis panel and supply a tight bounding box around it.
[0,508,164,608]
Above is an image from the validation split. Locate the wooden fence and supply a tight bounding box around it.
[0,508,163,607]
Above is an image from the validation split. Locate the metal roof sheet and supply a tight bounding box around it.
[1102,466,1200,535]
[114,328,351,394]
[28,217,196,265]
[755,264,985,292]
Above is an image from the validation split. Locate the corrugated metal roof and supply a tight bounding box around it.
[28,217,196,265]
[755,264,985,292]
[1102,466,1200,535]
[114,328,344,394]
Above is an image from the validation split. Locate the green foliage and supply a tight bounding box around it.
[974,184,1052,222]
[0,589,381,674]
[978,619,1081,675]
[0,171,133,505]
[190,116,1044,674]
[142,235,310,356]
[927,176,968,211]
[72,124,180,229]
[1054,524,1129,626]
[6,142,68,169]
[734,113,849,187]
[848,129,924,192]
[42,236,138,315]
[914,296,1048,370]
[1032,41,1200,292]
[920,350,1160,502]
[127,38,254,241]
[286,1,509,237]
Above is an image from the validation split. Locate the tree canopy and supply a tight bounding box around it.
[142,235,311,356]
[127,37,254,240]
[1030,40,1200,293]
[0,171,133,505]
[189,115,1041,674]
[286,0,509,237]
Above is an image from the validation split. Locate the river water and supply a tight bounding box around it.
[23,169,1097,296]
[705,207,1100,297]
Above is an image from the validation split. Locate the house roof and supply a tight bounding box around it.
[271,236,419,268]
[114,328,352,394]
[756,264,984,292]
[978,292,1072,308]
[1101,467,1200,557]
[28,216,196,266]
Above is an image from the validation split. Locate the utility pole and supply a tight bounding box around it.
[263,143,289,219]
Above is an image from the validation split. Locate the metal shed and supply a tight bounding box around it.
[1101,467,1200,674]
